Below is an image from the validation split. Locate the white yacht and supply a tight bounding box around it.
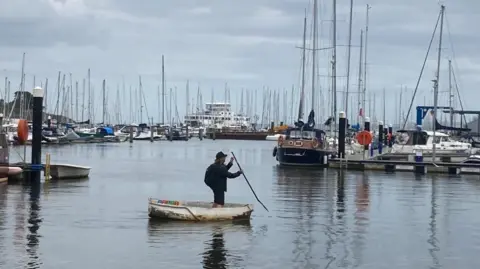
[392,129,472,154]
[184,102,251,130]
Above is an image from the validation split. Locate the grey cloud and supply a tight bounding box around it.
[0,0,478,123]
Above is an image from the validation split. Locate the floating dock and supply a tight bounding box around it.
[329,158,480,175]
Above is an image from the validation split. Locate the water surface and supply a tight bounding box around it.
[1,140,480,268]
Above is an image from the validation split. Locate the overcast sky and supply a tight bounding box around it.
[0,0,478,125]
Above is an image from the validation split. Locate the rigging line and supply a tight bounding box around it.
[451,67,467,125]
[402,9,442,129]
[444,11,466,111]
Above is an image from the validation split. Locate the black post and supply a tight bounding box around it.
[364,117,370,151]
[270,121,274,131]
[388,125,393,148]
[280,121,284,126]
[31,86,44,182]
[383,128,388,146]
[0,113,3,133]
[47,116,51,128]
[338,111,346,158]
[378,121,384,154]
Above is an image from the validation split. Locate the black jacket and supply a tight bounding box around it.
[204,161,241,192]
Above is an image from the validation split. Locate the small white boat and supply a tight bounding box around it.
[266,134,285,141]
[148,198,253,221]
[48,164,91,179]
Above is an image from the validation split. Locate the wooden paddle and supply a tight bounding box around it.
[231,152,269,212]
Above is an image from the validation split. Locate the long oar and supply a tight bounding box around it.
[231,152,269,212]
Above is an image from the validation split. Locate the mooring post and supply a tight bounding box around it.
[150,126,154,142]
[129,126,133,143]
[47,115,51,128]
[364,117,370,154]
[338,111,346,159]
[169,127,173,141]
[383,127,388,146]
[199,128,203,140]
[0,113,3,133]
[378,121,384,154]
[31,86,44,183]
[185,125,189,140]
[388,124,393,149]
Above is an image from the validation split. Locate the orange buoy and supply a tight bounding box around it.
[356,130,373,146]
[17,119,29,144]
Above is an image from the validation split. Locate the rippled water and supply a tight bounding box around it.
[1,140,480,268]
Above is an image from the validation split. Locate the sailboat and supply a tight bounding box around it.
[273,0,332,167]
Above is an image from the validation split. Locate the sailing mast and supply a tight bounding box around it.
[311,0,318,112]
[362,5,371,126]
[344,0,354,123]
[161,55,165,125]
[332,0,338,136]
[448,59,453,127]
[432,5,445,162]
[297,12,307,122]
[356,30,364,126]
[102,79,106,124]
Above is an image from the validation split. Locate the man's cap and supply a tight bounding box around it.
[215,151,228,159]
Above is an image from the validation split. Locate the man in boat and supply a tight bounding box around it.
[204,152,243,208]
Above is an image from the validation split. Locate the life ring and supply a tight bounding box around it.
[277,135,284,146]
[312,138,319,148]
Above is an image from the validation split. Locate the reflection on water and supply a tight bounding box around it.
[202,226,227,269]
[147,219,251,268]
[0,184,7,268]
[26,183,42,269]
[352,172,370,268]
[429,176,440,269]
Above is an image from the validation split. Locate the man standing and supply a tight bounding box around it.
[204,152,243,208]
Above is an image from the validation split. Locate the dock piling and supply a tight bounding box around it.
[129,126,133,143]
[338,111,346,158]
[364,117,370,158]
[0,113,3,133]
[388,125,393,149]
[150,126,154,142]
[47,116,51,128]
[31,86,44,182]
[378,121,383,154]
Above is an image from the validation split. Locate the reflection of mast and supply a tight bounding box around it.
[335,171,350,265]
[352,173,370,267]
[428,177,439,267]
[0,184,7,257]
[26,183,42,268]
[202,227,227,269]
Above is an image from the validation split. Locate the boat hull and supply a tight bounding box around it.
[148,198,253,222]
[276,146,331,166]
[49,164,91,179]
[207,132,268,141]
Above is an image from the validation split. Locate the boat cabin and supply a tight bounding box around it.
[96,127,114,136]
[395,129,451,146]
[280,127,326,149]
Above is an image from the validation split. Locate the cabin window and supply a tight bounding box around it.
[289,130,315,139]
[433,137,441,144]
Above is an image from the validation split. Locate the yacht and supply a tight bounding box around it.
[392,129,472,154]
[184,102,251,130]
